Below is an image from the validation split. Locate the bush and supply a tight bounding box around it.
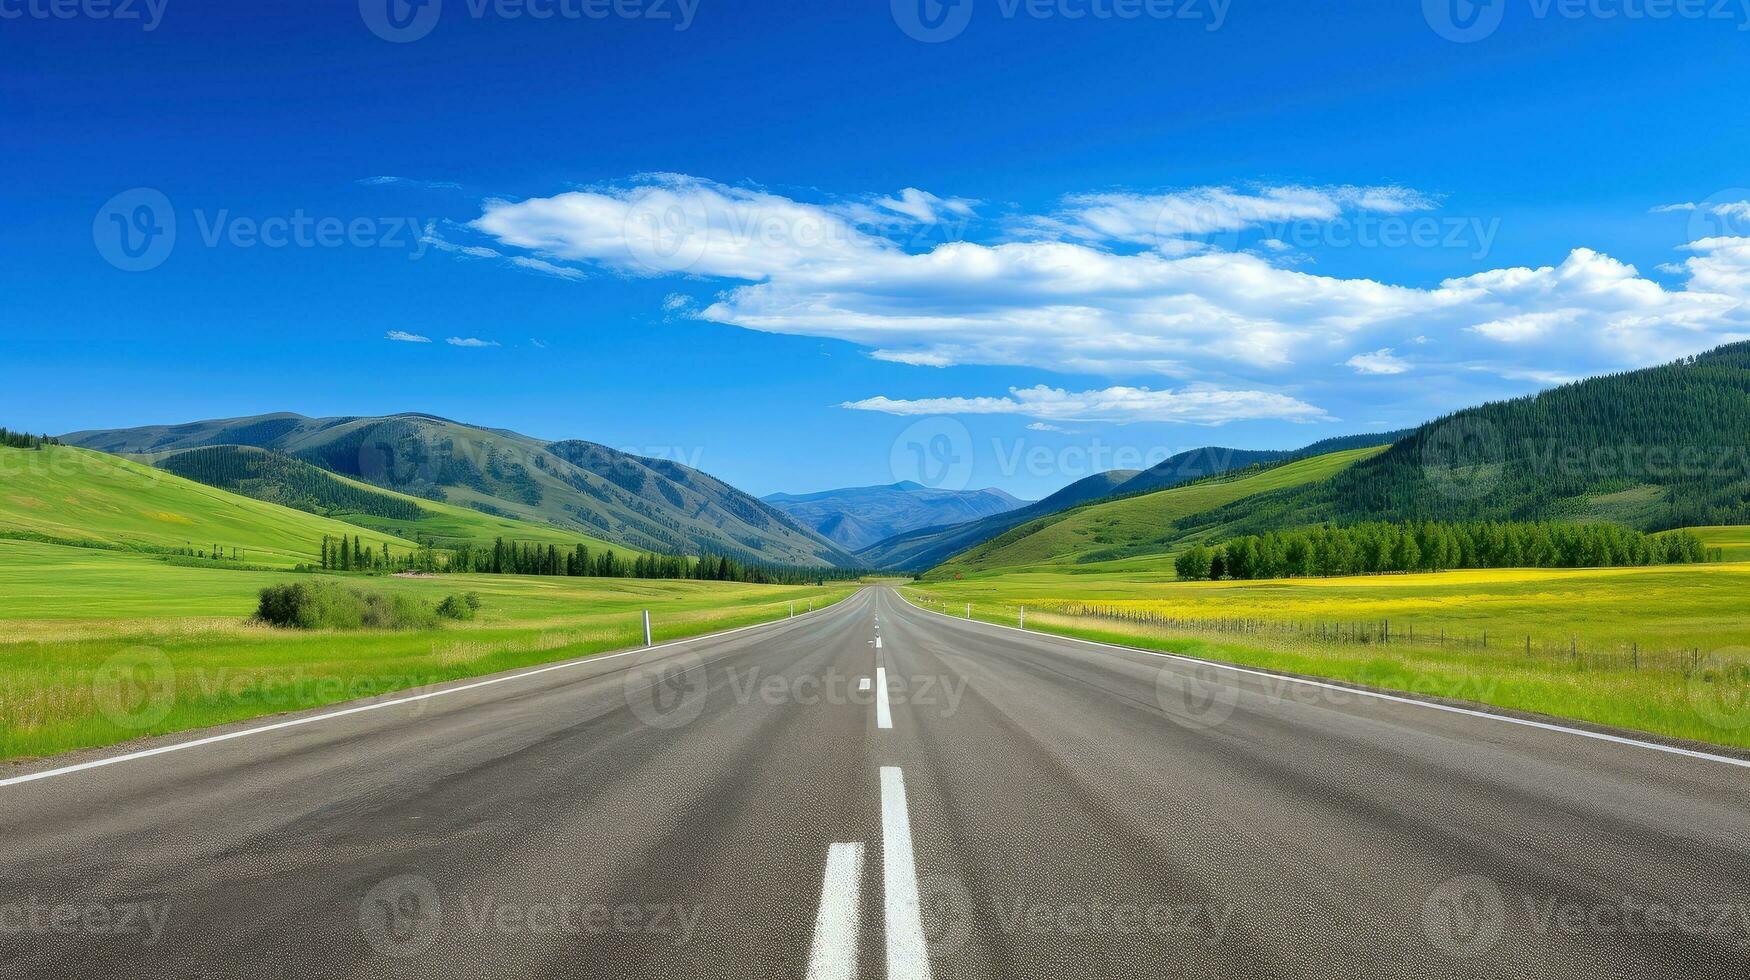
[435,592,482,621]
[255,580,446,631]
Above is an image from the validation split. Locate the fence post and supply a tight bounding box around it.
[643,609,652,646]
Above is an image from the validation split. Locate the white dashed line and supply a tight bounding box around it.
[875,667,892,729]
[806,842,865,980]
[859,678,872,692]
[880,766,932,980]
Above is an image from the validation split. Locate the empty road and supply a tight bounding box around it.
[2,587,1747,978]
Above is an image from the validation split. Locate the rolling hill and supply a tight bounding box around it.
[152,445,632,554]
[1168,343,1750,545]
[928,446,1388,577]
[64,413,855,567]
[762,482,1027,551]
[0,444,417,567]
[856,430,1413,572]
[855,469,1141,572]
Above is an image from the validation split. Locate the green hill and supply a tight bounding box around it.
[151,445,633,555]
[64,412,855,566]
[931,446,1387,577]
[0,444,417,567]
[1171,342,1750,544]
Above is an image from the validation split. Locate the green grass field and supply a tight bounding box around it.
[0,445,416,567]
[0,539,856,760]
[935,446,1385,576]
[908,561,1750,749]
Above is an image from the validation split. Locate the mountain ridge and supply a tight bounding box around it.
[63,412,857,567]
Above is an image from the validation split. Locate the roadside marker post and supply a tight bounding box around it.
[965,603,971,619]
[1019,607,1025,629]
[643,610,652,646]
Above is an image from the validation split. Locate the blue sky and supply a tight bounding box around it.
[4,0,1750,497]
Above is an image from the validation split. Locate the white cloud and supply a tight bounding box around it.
[1344,347,1410,375]
[1028,184,1435,252]
[873,187,977,224]
[842,384,1330,425]
[509,255,587,281]
[463,175,1750,396]
[446,337,500,348]
[1026,421,1076,433]
[386,330,430,343]
[360,176,462,190]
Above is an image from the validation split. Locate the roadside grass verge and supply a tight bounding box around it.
[905,562,1750,750]
[0,539,855,761]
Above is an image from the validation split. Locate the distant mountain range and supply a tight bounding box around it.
[64,413,856,567]
[762,482,1028,552]
[849,430,1412,571]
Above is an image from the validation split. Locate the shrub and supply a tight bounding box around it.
[435,592,482,621]
[255,580,446,631]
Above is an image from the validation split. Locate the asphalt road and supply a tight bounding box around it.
[3,586,1747,979]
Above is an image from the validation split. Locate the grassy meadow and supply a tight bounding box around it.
[0,539,855,761]
[907,561,1750,749]
[0,444,415,567]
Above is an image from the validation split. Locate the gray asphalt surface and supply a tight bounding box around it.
[2,586,1747,978]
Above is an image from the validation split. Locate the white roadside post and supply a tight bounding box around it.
[643,609,652,646]
[965,603,971,619]
[1019,606,1025,629]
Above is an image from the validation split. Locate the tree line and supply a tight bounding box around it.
[1175,521,1712,580]
[161,446,426,521]
[318,534,864,585]
[0,429,60,450]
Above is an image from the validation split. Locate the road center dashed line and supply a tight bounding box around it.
[875,667,893,730]
[880,766,932,980]
[805,842,864,980]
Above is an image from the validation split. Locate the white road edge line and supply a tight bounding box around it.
[0,592,865,790]
[806,842,865,980]
[875,667,892,730]
[880,766,932,980]
[892,589,1750,771]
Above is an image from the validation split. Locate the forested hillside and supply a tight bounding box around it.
[1180,343,1750,541]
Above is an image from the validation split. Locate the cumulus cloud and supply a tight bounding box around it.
[842,384,1330,425]
[446,337,500,348]
[1344,348,1410,375]
[461,175,1750,401]
[385,330,430,343]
